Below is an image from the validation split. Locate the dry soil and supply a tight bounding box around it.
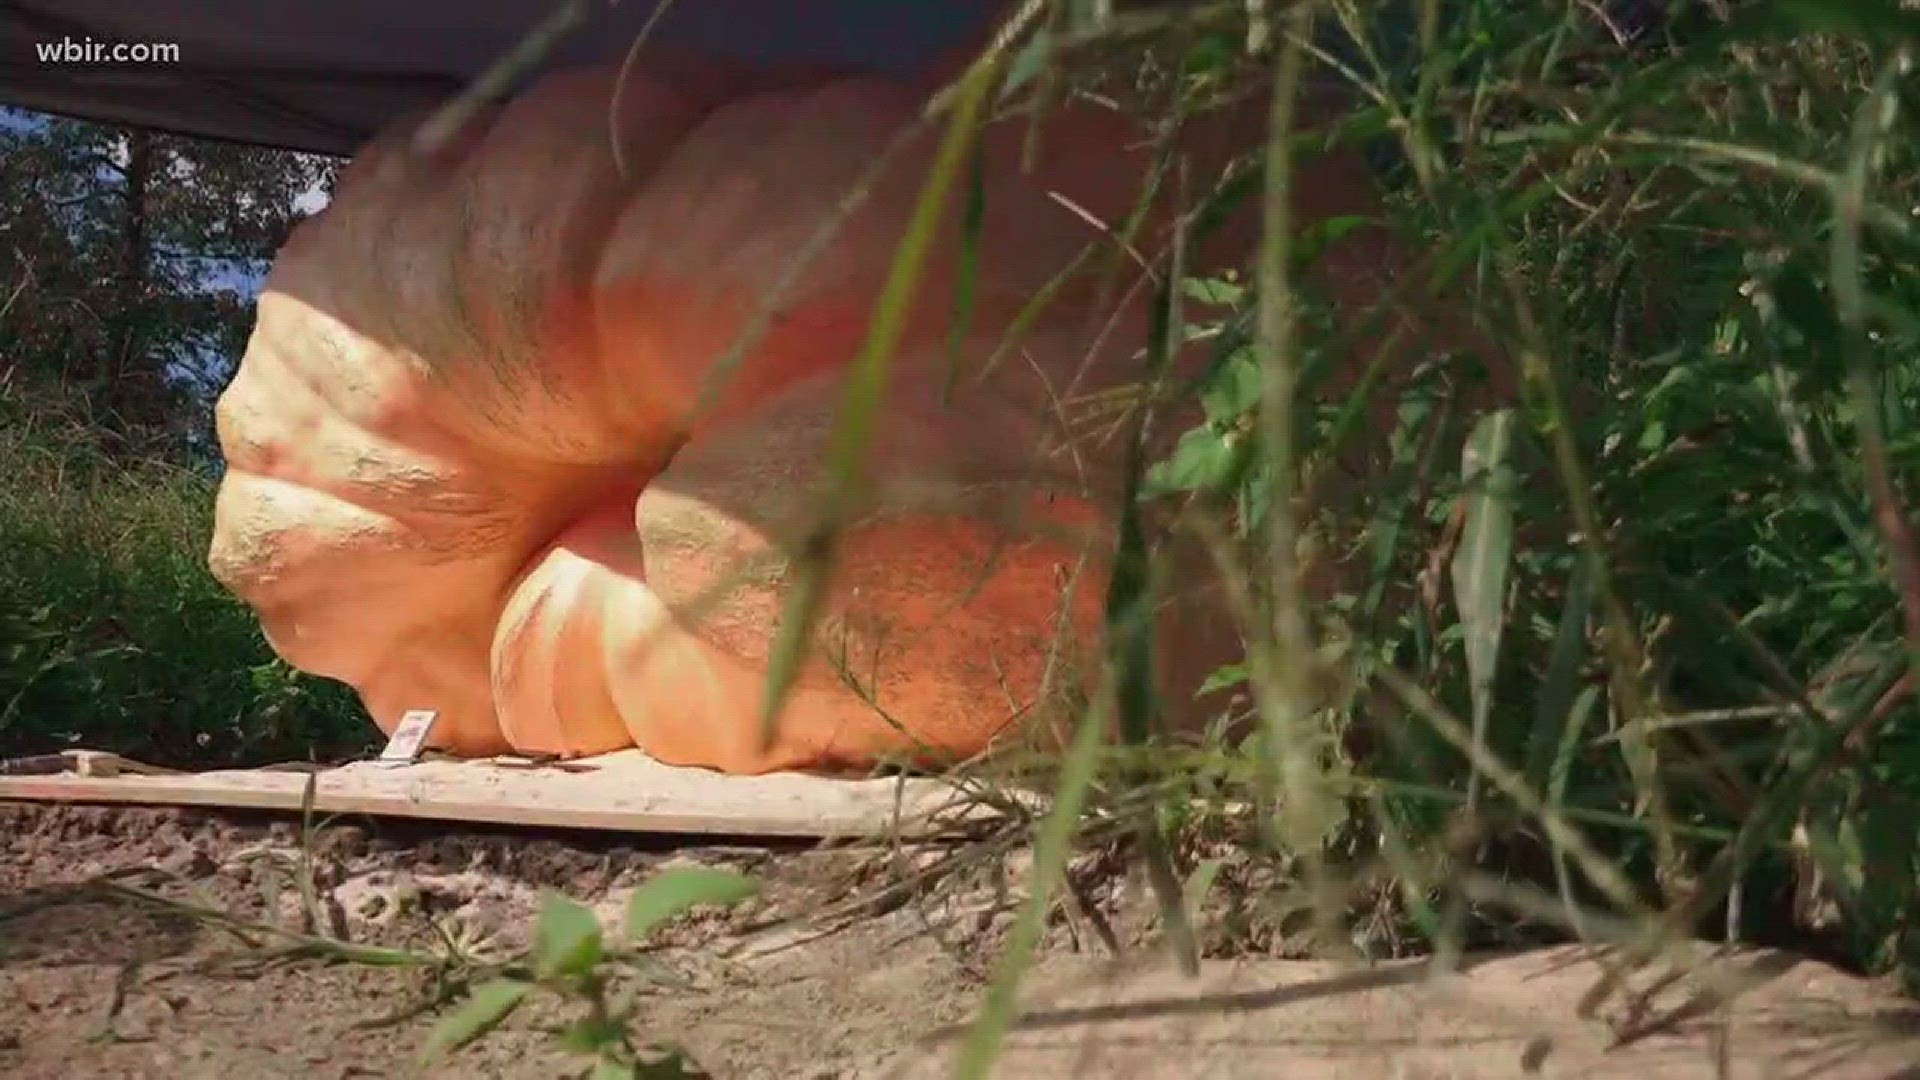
[2,801,1917,1079]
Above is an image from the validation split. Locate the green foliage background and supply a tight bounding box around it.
[0,111,367,766]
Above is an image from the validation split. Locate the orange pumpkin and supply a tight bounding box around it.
[210,60,1436,772]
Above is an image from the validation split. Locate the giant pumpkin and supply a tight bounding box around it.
[209,59,1458,773]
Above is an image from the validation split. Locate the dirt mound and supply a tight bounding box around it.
[3,802,1915,1078]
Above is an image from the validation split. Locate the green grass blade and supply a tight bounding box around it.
[1526,554,1596,793]
[756,48,1002,752]
[1450,408,1517,809]
[953,686,1111,1080]
[942,151,989,402]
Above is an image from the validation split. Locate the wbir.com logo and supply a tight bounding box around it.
[35,36,182,64]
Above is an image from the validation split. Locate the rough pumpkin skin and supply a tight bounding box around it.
[210,61,1473,773]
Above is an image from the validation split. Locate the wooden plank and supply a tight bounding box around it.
[0,749,987,838]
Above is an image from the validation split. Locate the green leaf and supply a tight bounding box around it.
[1525,557,1596,794]
[1181,275,1245,307]
[1142,427,1241,497]
[420,978,532,1059]
[558,1017,626,1055]
[533,894,604,981]
[1293,214,1377,270]
[1450,409,1518,808]
[625,867,760,941]
[1185,30,1235,76]
[998,30,1054,102]
[1196,663,1248,697]
[1836,815,1868,893]
[1769,257,1845,393]
[1182,857,1225,912]
[1199,348,1262,421]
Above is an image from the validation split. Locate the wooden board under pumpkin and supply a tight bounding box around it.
[0,750,993,839]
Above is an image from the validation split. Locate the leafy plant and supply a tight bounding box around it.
[420,867,761,1078]
[0,378,369,766]
[938,3,1920,1069]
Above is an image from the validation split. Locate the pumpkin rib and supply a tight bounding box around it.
[225,290,542,526]
[214,373,524,551]
[491,500,650,757]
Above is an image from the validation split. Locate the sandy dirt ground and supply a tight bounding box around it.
[3,801,1918,1079]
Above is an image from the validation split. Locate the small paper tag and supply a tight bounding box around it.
[375,709,439,767]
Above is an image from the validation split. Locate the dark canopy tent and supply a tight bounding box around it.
[0,0,1015,155]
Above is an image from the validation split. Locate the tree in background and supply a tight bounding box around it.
[0,110,336,456]
[0,115,366,767]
